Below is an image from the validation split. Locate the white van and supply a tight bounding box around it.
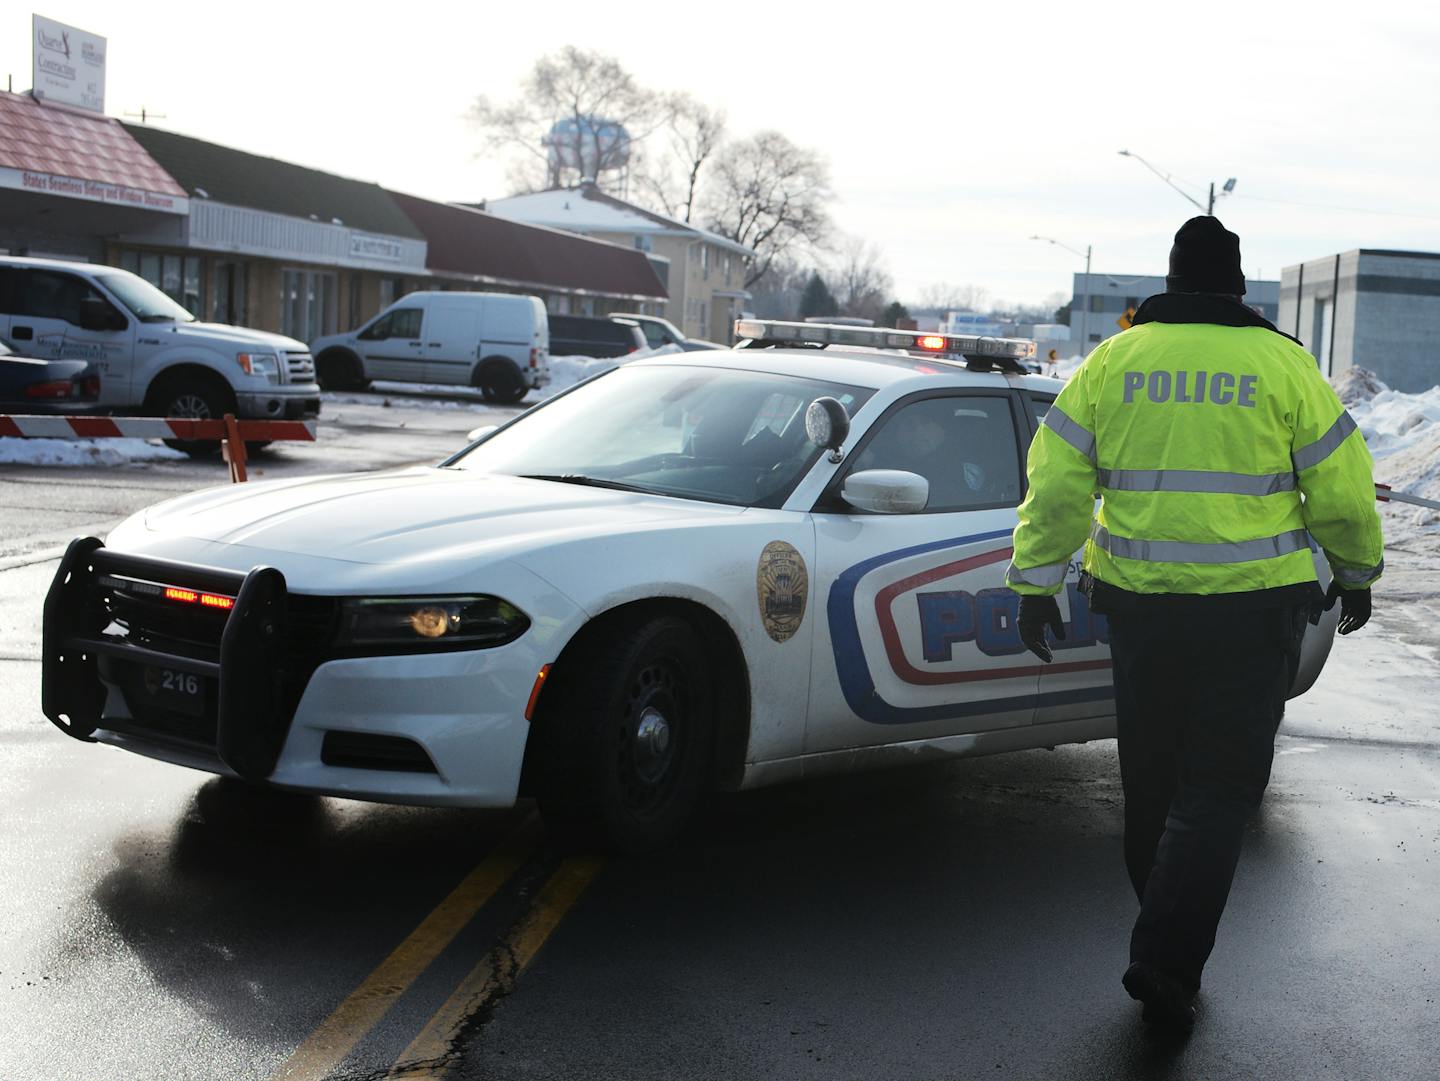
[311,292,550,404]
[0,256,320,428]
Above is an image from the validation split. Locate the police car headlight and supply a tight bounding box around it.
[336,596,530,649]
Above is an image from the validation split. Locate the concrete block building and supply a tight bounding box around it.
[1068,272,1280,351]
[1278,250,1440,392]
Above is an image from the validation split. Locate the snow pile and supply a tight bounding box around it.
[0,437,186,467]
[1335,366,1440,540]
[535,343,682,400]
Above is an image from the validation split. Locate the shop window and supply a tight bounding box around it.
[282,268,339,342]
[212,261,248,325]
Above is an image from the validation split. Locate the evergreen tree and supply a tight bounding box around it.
[881,301,910,328]
[798,272,838,320]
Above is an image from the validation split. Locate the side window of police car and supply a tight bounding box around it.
[841,394,1023,512]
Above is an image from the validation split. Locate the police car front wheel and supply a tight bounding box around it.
[532,614,715,853]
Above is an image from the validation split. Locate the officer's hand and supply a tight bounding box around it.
[1325,581,1372,635]
[1018,594,1065,663]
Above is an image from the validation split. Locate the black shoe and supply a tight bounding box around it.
[1122,961,1196,1033]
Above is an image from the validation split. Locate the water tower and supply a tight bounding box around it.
[542,116,632,190]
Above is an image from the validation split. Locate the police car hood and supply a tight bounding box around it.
[133,466,742,568]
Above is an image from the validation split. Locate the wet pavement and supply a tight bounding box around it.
[1,392,1437,1081]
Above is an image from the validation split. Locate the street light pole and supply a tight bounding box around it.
[1031,235,1092,356]
[1117,150,1236,217]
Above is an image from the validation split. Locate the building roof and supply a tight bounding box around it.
[486,184,753,258]
[388,192,667,300]
[123,123,423,240]
[0,91,185,197]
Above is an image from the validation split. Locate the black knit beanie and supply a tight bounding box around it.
[1165,216,1245,296]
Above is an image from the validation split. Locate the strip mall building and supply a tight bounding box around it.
[0,90,669,344]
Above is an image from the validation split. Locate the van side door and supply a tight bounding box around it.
[422,304,482,385]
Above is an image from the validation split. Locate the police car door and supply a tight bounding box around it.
[805,389,1040,753]
[1020,390,1115,726]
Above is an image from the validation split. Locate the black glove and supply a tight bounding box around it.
[1325,581,1372,635]
[1017,594,1065,663]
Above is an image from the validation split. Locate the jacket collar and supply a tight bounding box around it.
[1131,293,1302,346]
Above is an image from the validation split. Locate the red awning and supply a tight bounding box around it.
[0,91,187,212]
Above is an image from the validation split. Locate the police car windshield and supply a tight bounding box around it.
[450,364,873,508]
[96,273,197,324]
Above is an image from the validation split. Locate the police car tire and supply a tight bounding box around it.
[533,614,715,854]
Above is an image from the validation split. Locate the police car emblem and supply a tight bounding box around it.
[757,541,808,643]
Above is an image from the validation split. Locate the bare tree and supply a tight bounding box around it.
[470,47,663,193]
[745,255,810,319]
[701,131,833,288]
[631,93,726,223]
[915,281,991,314]
[830,236,893,321]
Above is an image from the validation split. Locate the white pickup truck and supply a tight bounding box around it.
[0,256,321,437]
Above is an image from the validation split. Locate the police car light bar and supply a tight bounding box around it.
[733,319,1037,360]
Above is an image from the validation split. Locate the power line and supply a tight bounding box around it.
[1231,192,1440,223]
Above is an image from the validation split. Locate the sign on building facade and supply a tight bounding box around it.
[32,14,107,113]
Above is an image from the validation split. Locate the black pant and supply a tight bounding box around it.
[1109,603,1301,991]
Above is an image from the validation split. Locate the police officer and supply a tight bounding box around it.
[1005,216,1384,1031]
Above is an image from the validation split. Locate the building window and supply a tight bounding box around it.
[1089,295,1105,313]
[282,268,338,342]
[701,245,710,281]
[211,260,248,325]
[633,235,653,253]
[118,249,203,314]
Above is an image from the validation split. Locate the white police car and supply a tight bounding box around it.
[43,320,1339,850]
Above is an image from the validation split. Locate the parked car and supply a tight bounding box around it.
[311,292,549,404]
[41,319,1339,852]
[548,314,646,359]
[609,313,724,352]
[0,257,321,440]
[0,337,101,413]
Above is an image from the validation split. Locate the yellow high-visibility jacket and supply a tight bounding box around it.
[1007,311,1384,598]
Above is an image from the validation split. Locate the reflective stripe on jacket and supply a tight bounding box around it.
[1006,316,1384,597]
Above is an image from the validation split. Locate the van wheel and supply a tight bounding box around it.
[148,372,234,456]
[533,615,714,853]
[316,349,369,392]
[475,359,526,405]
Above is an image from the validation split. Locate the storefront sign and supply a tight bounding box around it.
[0,166,188,214]
[349,232,406,262]
[32,14,107,114]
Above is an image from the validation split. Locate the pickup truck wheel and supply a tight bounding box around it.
[148,374,233,456]
[534,615,714,853]
[475,359,527,405]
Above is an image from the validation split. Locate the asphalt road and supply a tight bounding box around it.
[1,391,1437,1081]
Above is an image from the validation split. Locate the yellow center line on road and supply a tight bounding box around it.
[386,855,607,1079]
[271,812,543,1081]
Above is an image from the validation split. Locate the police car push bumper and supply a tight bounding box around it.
[42,537,557,806]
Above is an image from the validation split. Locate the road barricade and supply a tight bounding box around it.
[0,413,317,483]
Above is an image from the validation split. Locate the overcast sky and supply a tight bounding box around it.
[9,1,1440,308]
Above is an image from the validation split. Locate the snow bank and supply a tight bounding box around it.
[1334,366,1440,540]
[0,437,186,467]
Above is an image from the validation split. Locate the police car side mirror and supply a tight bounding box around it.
[806,397,850,462]
[841,469,930,514]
